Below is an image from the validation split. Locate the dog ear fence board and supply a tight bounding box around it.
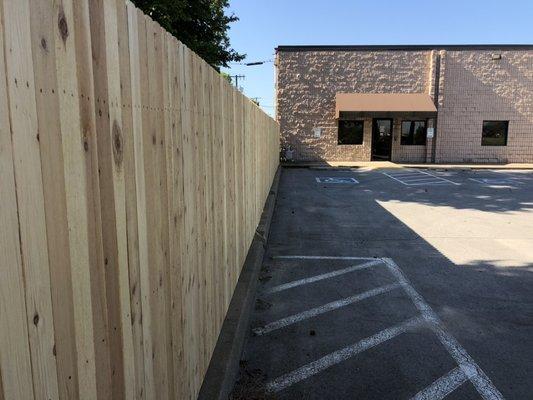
[0,1,280,399]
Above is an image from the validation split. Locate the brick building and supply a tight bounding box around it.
[275,45,533,163]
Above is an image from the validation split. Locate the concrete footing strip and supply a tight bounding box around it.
[266,316,425,393]
[265,259,383,294]
[411,367,468,400]
[254,283,401,336]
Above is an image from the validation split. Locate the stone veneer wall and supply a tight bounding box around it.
[276,50,431,162]
[277,48,533,163]
[435,51,533,163]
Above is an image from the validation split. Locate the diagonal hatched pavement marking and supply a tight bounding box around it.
[262,255,504,399]
[253,283,400,336]
[264,259,384,294]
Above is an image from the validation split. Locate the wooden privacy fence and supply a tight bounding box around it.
[0,0,279,399]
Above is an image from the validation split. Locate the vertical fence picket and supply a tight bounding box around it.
[0,1,279,398]
[0,1,35,397]
[1,0,59,398]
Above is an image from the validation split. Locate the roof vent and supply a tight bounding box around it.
[491,53,502,60]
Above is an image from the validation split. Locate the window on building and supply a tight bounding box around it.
[338,119,364,145]
[401,120,427,145]
[482,121,508,146]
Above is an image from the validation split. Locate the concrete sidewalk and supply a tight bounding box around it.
[283,161,533,170]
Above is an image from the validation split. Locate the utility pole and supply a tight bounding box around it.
[229,74,245,90]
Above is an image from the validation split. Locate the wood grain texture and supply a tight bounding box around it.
[71,2,112,399]
[0,1,35,397]
[28,1,80,397]
[134,8,157,400]
[47,0,98,398]
[1,0,59,398]
[0,0,279,398]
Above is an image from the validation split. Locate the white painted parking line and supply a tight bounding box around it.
[469,178,524,186]
[266,316,426,393]
[388,172,429,178]
[396,177,444,183]
[267,255,504,398]
[382,258,504,400]
[272,255,377,261]
[431,323,504,400]
[411,367,468,400]
[382,171,411,185]
[265,259,383,294]
[253,283,401,336]
[417,170,460,183]
[383,170,460,186]
[406,180,450,186]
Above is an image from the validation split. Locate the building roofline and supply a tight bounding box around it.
[276,44,533,52]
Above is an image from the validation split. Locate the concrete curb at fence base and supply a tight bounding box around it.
[198,166,282,400]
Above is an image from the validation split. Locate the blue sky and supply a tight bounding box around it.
[222,0,533,117]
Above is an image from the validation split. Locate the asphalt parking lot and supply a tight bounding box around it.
[232,167,533,399]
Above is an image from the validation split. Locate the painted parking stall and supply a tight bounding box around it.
[233,167,533,399]
[468,174,529,188]
[382,169,460,186]
[255,255,503,399]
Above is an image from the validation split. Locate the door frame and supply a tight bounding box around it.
[371,118,393,161]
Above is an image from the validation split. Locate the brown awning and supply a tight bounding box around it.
[335,93,437,117]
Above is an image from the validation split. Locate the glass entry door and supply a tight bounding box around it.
[371,119,393,161]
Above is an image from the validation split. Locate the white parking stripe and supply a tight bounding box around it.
[272,255,378,261]
[266,316,426,393]
[419,171,460,185]
[388,173,425,178]
[382,171,410,185]
[265,260,383,294]
[411,367,468,400]
[407,181,449,186]
[253,283,401,336]
[397,177,444,183]
[382,258,504,400]
[431,324,504,400]
[382,170,460,186]
[266,255,504,398]
[469,177,524,186]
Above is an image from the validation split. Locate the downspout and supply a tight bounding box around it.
[427,49,443,163]
[274,49,279,122]
[432,52,442,163]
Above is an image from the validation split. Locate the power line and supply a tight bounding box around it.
[229,59,273,66]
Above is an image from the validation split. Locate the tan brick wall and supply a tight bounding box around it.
[277,48,533,163]
[435,50,533,163]
[276,50,431,162]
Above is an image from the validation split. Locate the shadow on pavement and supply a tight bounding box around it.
[234,167,533,399]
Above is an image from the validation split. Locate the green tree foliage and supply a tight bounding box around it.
[132,0,245,70]
[220,71,233,84]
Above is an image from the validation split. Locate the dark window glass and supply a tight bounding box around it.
[338,120,364,145]
[482,121,508,146]
[401,120,426,145]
